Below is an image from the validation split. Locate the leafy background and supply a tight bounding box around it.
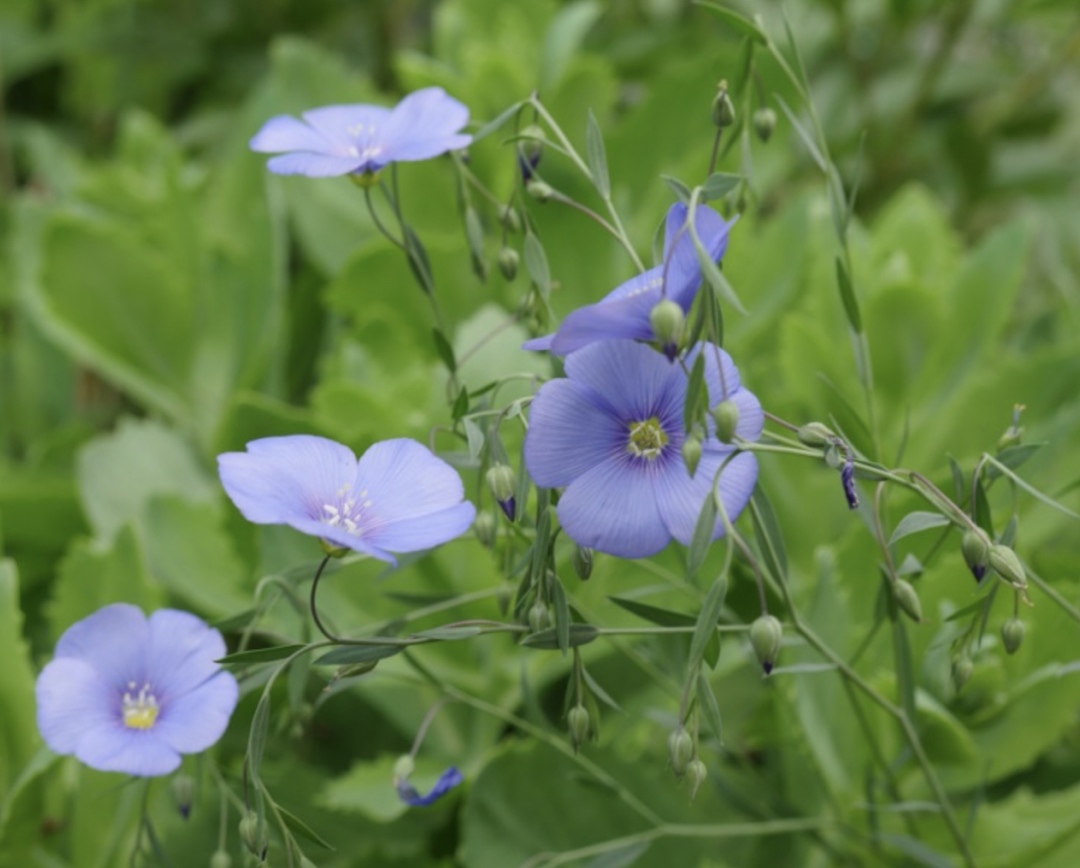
[2,0,1079,865]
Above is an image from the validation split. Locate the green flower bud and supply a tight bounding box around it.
[528,602,551,633]
[1001,618,1026,655]
[333,660,378,682]
[711,80,736,128]
[712,399,739,445]
[989,544,1027,590]
[568,705,591,750]
[752,107,777,143]
[749,615,783,674]
[668,728,695,776]
[997,404,1025,452]
[239,811,265,858]
[681,434,703,478]
[473,511,497,548]
[210,851,232,868]
[797,422,834,447]
[961,529,990,581]
[495,581,514,614]
[649,298,685,351]
[393,754,416,782]
[894,580,922,623]
[686,758,708,801]
[498,246,520,281]
[525,179,552,202]
[573,545,594,581]
[486,463,517,512]
[519,124,546,162]
[951,655,974,692]
[172,772,194,819]
[499,204,521,233]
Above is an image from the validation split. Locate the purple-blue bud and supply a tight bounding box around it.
[841,457,859,509]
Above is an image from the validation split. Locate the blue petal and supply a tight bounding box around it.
[362,502,477,555]
[379,88,471,162]
[522,334,554,352]
[301,104,391,151]
[54,603,149,686]
[36,658,119,755]
[662,204,734,308]
[398,766,464,807]
[154,671,239,754]
[75,726,181,777]
[265,152,365,177]
[353,438,471,522]
[249,115,333,155]
[146,609,229,700]
[654,449,759,546]
[563,340,685,423]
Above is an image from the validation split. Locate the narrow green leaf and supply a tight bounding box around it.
[891,616,917,724]
[540,0,602,91]
[411,626,484,641]
[248,691,271,779]
[523,232,552,298]
[585,110,610,199]
[697,672,724,742]
[973,478,995,537]
[776,96,827,172]
[827,166,849,242]
[551,575,571,655]
[876,833,955,868]
[217,644,307,666]
[693,1,766,42]
[463,418,485,461]
[582,667,623,713]
[702,172,741,201]
[277,804,334,850]
[402,223,434,293]
[464,207,487,282]
[473,101,525,142]
[683,353,707,436]
[689,572,728,671]
[985,443,1046,480]
[521,624,599,649]
[985,455,1080,522]
[586,841,651,868]
[314,644,404,666]
[944,595,993,622]
[835,257,863,333]
[608,596,696,627]
[948,456,966,503]
[432,328,456,372]
[1001,514,1019,548]
[687,488,718,580]
[661,174,691,202]
[749,487,787,581]
[691,220,746,314]
[452,385,470,420]
[888,512,952,547]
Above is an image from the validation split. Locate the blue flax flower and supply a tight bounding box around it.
[218,435,476,563]
[396,766,464,807]
[525,340,763,558]
[36,604,239,777]
[250,87,471,177]
[523,203,733,356]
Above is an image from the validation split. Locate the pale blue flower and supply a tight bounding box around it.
[36,604,238,777]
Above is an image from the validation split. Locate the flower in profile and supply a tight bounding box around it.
[396,765,464,808]
[525,340,762,558]
[218,436,476,563]
[523,203,733,356]
[249,87,471,177]
[36,604,238,777]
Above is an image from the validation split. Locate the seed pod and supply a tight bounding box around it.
[749,615,783,674]
[894,579,922,623]
[961,529,990,581]
[752,107,777,143]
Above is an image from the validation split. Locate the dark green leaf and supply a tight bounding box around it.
[697,672,724,742]
[248,691,271,780]
[689,573,727,671]
[411,626,484,641]
[608,596,695,627]
[277,804,334,850]
[217,644,307,666]
[314,644,404,666]
[694,2,766,42]
[986,443,1046,480]
[582,667,623,713]
[452,385,470,420]
[776,96,827,172]
[432,328,457,372]
[551,575,571,655]
[683,353,707,436]
[835,257,863,333]
[521,624,599,649]
[749,487,787,582]
[702,172,741,201]
[687,487,718,580]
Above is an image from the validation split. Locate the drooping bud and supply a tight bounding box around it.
[996,403,1025,452]
[711,79,736,128]
[239,811,266,859]
[528,602,551,633]
[568,705,591,751]
[393,754,416,784]
[210,851,232,868]
[841,457,859,509]
[525,179,552,202]
[499,204,521,233]
[749,614,783,674]
[686,758,708,801]
[989,544,1027,590]
[171,772,194,819]
[797,422,834,448]
[681,434,703,478]
[497,247,520,281]
[752,107,777,143]
[495,581,514,614]
[951,655,974,692]
[573,545,594,581]
[486,464,517,522]
[473,511,497,548]
[1001,618,1026,655]
[893,580,922,623]
[649,298,685,359]
[712,399,740,444]
[668,728,695,776]
[518,124,545,180]
[961,529,990,581]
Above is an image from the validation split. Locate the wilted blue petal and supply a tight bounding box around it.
[398,766,465,807]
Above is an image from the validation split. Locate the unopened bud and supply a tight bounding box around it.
[525,179,552,202]
[894,579,922,623]
[1001,618,1026,655]
[961,529,990,581]
[393,754,416,782]
[713,399,739,444]
[989,544,1027,590]
[711,80,736,128]
[951,656,974,692]
[668,728,695,776]
[500,205,521,233]
[749,614,783,674]
[210,851,232,868]
[495,581,514,614]
[332,660,379,682]
[573,545,594,581]
[686,758,708,801]
[486,464,517,521]
[568,705,591,750]
[497,247,520,281]
[239,811,265,858]
[997,404,1025,452]
[172,772,194,819]
[473,512,497,548]
[752,107,777,143]
[528,602,551,633]
[519,124,545,180]
[649,298,685,356]
[681,435,703,478]
[797,422,834,447]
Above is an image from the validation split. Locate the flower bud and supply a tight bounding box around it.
[712,399,739,445]
[525,179,552,202]
[649,298,685,355]
[797,422,834,447]
[528,602,551,633]
[473,511,497,548]
[497,247,520,281]
[519,124,545,180]
[1001,618,1026,655]
[951,655,974,692]
[486,464,517,522]
[686,758,708,801]
[894,579,922,623]
[711,80,736,128]
[172,772,194,819]
[573,545,594,581]
[496,581,514,614]
[668,728,695,776]
[961,529,990,581]
[332,660,379,682]
[841,457,859,509]
[393,754,416,783]
[989,544,1027,589]
[568,705,591,751]
[499,204,521,233]
[681,434,703,478]
[239,811,266,859]
[752,107,777,143]
[997,404,1025,452]
[749,614,783,674]
[210,851,232,868]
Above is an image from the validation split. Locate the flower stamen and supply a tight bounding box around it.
[122,681,160,730]
[627,417,668,460]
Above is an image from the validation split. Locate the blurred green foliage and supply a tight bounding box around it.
[2,0,1080,866]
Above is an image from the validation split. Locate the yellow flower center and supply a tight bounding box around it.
[122,682,160,730]
[627,417,668,460]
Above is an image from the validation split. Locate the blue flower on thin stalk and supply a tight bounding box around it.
[396,766,464,807]
[249,87,472,178]
[525,340,762,559]
[218,435,476,564]
[36,604,239,777]
[523,203,733,357]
